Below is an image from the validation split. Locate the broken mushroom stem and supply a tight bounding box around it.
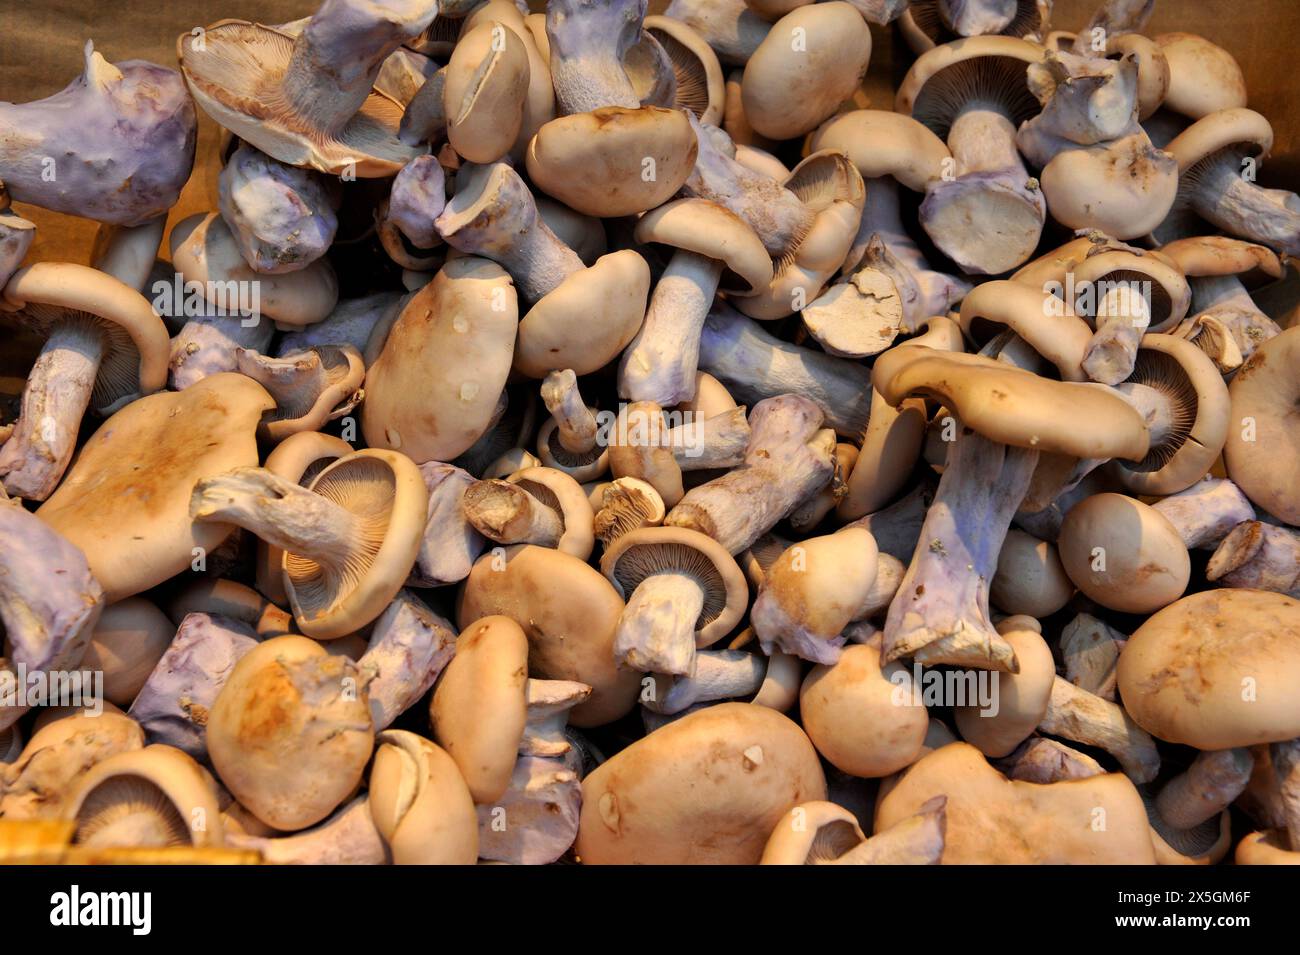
[461,479,565,548]
[645,649,767,715]
[1039,675,1162,784]
[1155,747,1254,831]
[541,369,598,454]
[522,679,594,757]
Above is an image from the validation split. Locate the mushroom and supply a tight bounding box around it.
[65,745,222,849]
[0,181,35,289]
[443,19,531,164]
[1222,326,1300,524]
[433,162,649,377]
[643,15,725,125]
[0,41,195,225]
[749,527,880,665]
[800,633,930,778]
[606,399,749,507]
[618,199,771,406]
[362,255,518,463]
[874,742,1157,863]
[953,622,1055,758]
[1154,33,1247,119]
[81,598,175,708]
[575,703,825,864]
[458,545,641,727]
[1059,611,1127,700]
[164,579,294,639]
[217,142,338,274]
[235,345,365,442]
[1149,475,1256,551]
[1155,108,1300,256]
[461,466,595,559]
[592,477,666,546]
[368,730,478,864]
[662,0,771,65]
[178,0,437,176]
[0,262,170,500]
[665,394,836,554]
[1144,747,1252,865]
[168,306,276,391]
[225,795,387,864]
[740,3,872,140]
[989,529,1074,619]
[189,449,428,640]
[642,645,801,716]
[896,36,1047,274]
[1207,521,1300,598]
[126,613,259,764]
[0,505,103,731]
[278,292,405,358]
[207,635,374,831]
[536,370,607,481]
[358,589,457,732]
[410,461,488,587]
[898,0,1049,52]
[600,526,748,675]
[377,157,447,271]
[544,0,646,115]
[760,797,946,865]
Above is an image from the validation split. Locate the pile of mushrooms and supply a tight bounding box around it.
[2,0,1299,866]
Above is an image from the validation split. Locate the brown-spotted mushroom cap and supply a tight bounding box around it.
[178,1,436,176]
[1223,326,1300,524]
[575,702,826,864]
[740,3,872,141]
[1118,589,1300,750]
[189,449,428,640]
[1154,33,1247,119]
[601,525,748,676]
[36,373,273,602]
[207,634,374,831]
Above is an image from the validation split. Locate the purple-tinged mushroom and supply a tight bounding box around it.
[546,0,647,115]
[377,155,446,271]
[218,143,339,274]
[224,795,389,864]
[477,756,583,865]
[0,42,195,226]
[409,462,488,587]
[0,181,35,289]
[278,292,405,359]
[358,590,457,731]
[168,310,275,391]
[1206,521,1300,598]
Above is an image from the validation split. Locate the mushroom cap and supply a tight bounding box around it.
[368,729,479,864]
[1039,135,1180,241]
[958,280,1092,380]
[1144,790,1232,865]
[525,107,698,217]
[633,198,773,295]
[1118,589,1300,749]
[443,19,531,164]
[593,476,666,546]
[759,800,866,864]
[740,3,872,141]
[428,615,529,803]
[871,348,1151,461]
[1058,492,1190,614]
[1235,830,1300,865]
[1107,34,1171,121]
[507,466,596,560]
[66,744,222,848]
[953,626,1055,758]
[514,250,650,377]
[1159,235,1285,281]
[1166,106,1273,173]
[1110,333,1230,496]
[990,529,1074,619]
[361,255,518,463]
[575,702,826,864]
[178,20,422,177]
[286,449,428,639]
[457,545,640,727]
[601,525,749,649]
[169,212,340,327]
[644,15,726,126]
[800,637,930,778]
[1070,248,1190,333]
[37,373,273,603]
[239,344,366,441]
[207,635,374,831]
[1223,327,1300,524]
[1154,33,1247,120]
[82,597,175,707]
[164,578,294,638]
[810,109,952,192]
[896,35,1044,135]
[1,262,169,411]
[875,742,1157,863]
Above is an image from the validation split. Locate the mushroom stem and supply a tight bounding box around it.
[189,467,371,565]
[1111,380,1176,447]
[1206,521,1300,596]
[225,796,389,864]
[1271,739,1300,851]
[684,116,814,258]
[461,479,565,547]
[1188,275,1282,359]
[1039,676,1161,783]
[1188,157,1300,257]
[614,570,706,675]
[619,250,724,406]
[521,679,592,757]
[359,590,457,732]
[1059,612,1126,700]
[1155,748,1254,831]
[1151,477,1256,550]
[882,427,1037,672]
[279,0,438,132]
[0,185,36,289]
[170,314,275,390]
[938,0,1016,35]
[541,370,598,454]
[645,649,766,714]
[949,108,1026,176]
[0,319,104,500]
[545,0,646,115]
[668,406,750,470]
[836,796,946,864]
[1083,285,1149,385]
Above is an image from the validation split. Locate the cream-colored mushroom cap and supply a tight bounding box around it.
[810,110,951,192]
[81,598,175,707]
[1223,327,1300,524]
[66,744,222,849]
[896,35,1044,129]
[633,199,773,295]
[575,703,826,864]
[526,107,698,218]
[759,800,865,864]
[1160,235,1285,281]
[644,15,726,126]
[1154,33,1247,119]
[1118,589,1300,749]
[741,3,872,141]
[1057,492,1190,614]
[37,373,273,602]
[800,636,929,778]
[505,466,597,560]
[443,20,530,164]
[990,530,1074,619]
[1166,107,1273,173]
[954,626,1055,758]
[429,615,530,803]
[368,730,478,865]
